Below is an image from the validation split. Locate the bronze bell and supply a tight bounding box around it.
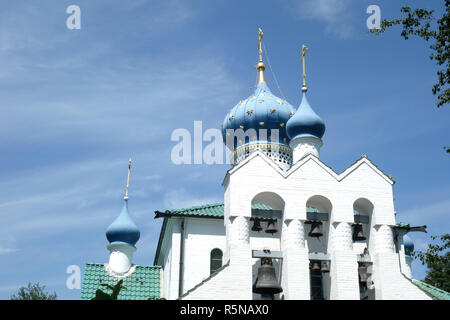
[265,220,278,234]
[358,265,368,283]
[309,221,323,237]
[253,258,283,295]
[320,261,330,273]
[310,261,321,271]
[251,218,262,232]
[352,224,366,241]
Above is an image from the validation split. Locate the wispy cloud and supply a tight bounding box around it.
[285,0,355,39]
[399,199,450,229]
[163,188,222,210]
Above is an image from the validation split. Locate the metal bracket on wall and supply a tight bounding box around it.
[357,253,372,263]
[306,212,329,222]
[251,209,282,220]
[252,250,283,259]
[308,252,331,261]
[354,215,370,224]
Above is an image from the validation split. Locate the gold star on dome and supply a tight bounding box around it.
[280,123,285,127]
[247,109,253,115]
[290,112,294,117]
[259,121,264,126]
[283,137,287,142]
[229,115,234,121]
[270,108,276,113]
[258,100,264,103]
[240,125,244,129]
[277,100,282,105]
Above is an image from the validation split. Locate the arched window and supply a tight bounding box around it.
[210,248,223,275]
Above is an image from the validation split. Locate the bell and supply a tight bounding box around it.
[320,261,330,273]
[308,221,323,237]
[353,224,366,241]
[251,218,262,232]
[253,258,283,295]
[358,265,368,283]
[265,220,278,234]
[310,261,321,271]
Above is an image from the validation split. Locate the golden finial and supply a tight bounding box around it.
[256,28,266,84]
[124,158,131,200]
[258,28,263,62]
[300,44,308,92]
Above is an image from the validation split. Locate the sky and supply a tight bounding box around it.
[0,0,448,299]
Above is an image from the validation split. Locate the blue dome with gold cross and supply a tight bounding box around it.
[286,90,325,141]
[105,159,140,248]
[221,61,296,150]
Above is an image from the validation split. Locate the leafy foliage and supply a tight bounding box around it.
[10,282,57,300]
[413,234,450,292]
[92,279,126,300]
[371,2,450,108]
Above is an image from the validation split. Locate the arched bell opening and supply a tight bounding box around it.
[305,195,332,300]
[352,198,374,255]
[250,192,285,300]
[353,198,375,300]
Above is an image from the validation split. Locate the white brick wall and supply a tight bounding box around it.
[160,152,430,300]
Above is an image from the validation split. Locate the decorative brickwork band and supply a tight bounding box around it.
[283,219,305,249]
[230,216,249,244]
[375,225,395,253]
[332,222,353,251]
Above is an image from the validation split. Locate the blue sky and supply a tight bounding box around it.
[0,0,448,299]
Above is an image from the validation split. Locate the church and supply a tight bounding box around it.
[81,30,449,300]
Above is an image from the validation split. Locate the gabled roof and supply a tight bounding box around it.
[222,151,395,186]
[412,279,450,300]
[81,263,161,300]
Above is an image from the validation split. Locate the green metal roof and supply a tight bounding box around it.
[153,202,320,265]
[155,202,319,219]
[81,263,161,300]
[412,279,450,300]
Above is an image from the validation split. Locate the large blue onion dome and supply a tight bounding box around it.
[221,63,296,151]
[106,199,140,247]
[403,234,414,256]
[286,90,325,141]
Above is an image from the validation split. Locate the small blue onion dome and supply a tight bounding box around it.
[106,199,140,247]
[286,91,325,141]
[403,234,414,256]
[222,81,296,150]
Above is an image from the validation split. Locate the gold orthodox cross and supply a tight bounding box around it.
[124,158,131,200]
[258,28,263,62]
[300,44,308,88]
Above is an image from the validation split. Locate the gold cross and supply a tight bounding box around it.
[300,44,308,88]
[258,28,263,62]
[124,158,131,200]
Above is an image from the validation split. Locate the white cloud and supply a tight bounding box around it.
[286,0,355,39]
[0,247,17,255]
[399,199,450,227]
[163,188,222,210]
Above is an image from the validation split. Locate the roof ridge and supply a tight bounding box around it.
[168,202,224,212]
[412,279,450,300]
